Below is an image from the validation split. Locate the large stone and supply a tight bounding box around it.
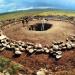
[56,51,62,55]
[70,39,75,42]
[4,72,10,75]
[26,42,34,46]
[21,43,26,47]
[36,49,43,52]
[2,43,7,47]
[57,41,63,45]
[0,47,5,51]
[1,39,5,43]
[15,48,20,51]
[37,71,45,75]
[52,45,59,50]
[0,34,7,40]
[6,45,11,49]
[66,38,69,41]
[69,41,75,48]
[49,48,54,53]
[35,44,42,49]
[0,44,2,47]
[61,43,66,47]
[66,42,72,49]
[52,41,57,45]
[62,46,67,50]
[36,68,47,75]
[44,48,50,53]
[27,46,33,49]
[19,46,25,51]
[15,50,22,55]
[29,49,34,53]
[71,43,75,48]
[0,72,4,75]
[56,55,62,59]
[10,42,14,46]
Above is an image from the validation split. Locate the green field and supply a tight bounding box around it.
[0,9,75,20]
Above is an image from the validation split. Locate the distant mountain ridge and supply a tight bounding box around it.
[0,8,75,15]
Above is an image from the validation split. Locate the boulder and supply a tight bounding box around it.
[70,39,75,42]
[61,43,66,47]
[1,39,5,43]
[35,44,42,49]
[52,41,57,45]
[49,48,54,53]
[15,48,20,51]
[15,50,22,55]
[66,42,72,49]
[6,44,11,49]
[20,48,25,52]
[71,43,75,48]
[0,47,5,51]
[0,72,4,75]
[0,44,2,47]
[52,45,59,50]
[56,55,62,59]
[36,68,47,75]
[26,42,34,46]
[62,46,67,50]
[56,51,62,55]
[36,49,43,52]
[44,48,50,53]
[57,41,63,45]
[10,42,14,46]
[27,46,33,49]
[29,49,34,53]
[34,49,37,51]
[2,43,7,47]
[66,38,69,41]
[0,34,7,40]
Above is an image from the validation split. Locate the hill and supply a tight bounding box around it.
[0,9,75,20]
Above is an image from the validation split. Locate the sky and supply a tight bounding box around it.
[0,0,75,13]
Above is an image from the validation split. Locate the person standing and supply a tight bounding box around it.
[21,19,25,27]
[41,18,46,31]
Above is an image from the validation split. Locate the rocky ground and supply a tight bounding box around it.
[0,19,75,75]
[2,20,75,44]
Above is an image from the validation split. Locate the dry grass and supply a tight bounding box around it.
[0,10,75,20]
[54,69,75,75]
[38,11,75,16]
[1,14,75,74]
[0,50,75,75]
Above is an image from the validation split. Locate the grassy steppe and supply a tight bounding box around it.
[0,9,75,20]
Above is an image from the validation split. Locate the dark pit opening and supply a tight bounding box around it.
[29,23,53,31]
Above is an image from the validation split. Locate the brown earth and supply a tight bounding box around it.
[0,20,75,74]
[0,49,75,74]
[2,20,75,45]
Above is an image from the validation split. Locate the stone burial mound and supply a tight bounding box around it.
[0,30,75,60]
[1,17,75,75]
[2,18,75,47]
[29,23,53,31]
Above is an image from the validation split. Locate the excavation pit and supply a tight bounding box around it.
[29,23,53,31]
